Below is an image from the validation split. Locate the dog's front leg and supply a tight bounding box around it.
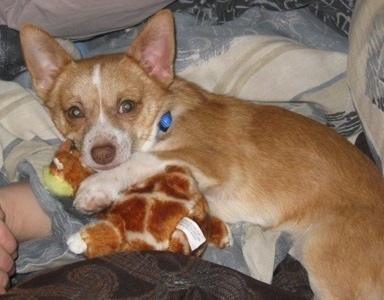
[74,152,168,213]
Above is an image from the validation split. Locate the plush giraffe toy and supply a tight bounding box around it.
[43,140,231,258]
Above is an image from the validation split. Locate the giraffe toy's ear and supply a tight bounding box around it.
[43,140,94,197]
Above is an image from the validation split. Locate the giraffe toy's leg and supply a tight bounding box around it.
[67,220,128,258]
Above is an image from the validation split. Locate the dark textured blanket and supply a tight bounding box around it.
[6,251,309,299]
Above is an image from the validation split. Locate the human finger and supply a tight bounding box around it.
[0,220,17,259]
[0,245,16,276]
[0,269,10,294]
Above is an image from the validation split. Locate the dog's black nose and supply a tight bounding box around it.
[91,144,116,165]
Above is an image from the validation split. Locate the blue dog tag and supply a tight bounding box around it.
[158,111,172,132]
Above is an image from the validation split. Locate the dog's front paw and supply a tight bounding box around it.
[73,173,119,213]
[67,232,87,254]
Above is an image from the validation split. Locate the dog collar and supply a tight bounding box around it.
[158,111,172,132]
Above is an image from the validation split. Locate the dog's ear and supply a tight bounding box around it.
[128,10,175,87]
[20,25,73,100]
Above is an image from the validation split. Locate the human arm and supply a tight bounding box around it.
[0,181,51,293]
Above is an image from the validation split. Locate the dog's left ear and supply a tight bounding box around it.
[128,10,175,87]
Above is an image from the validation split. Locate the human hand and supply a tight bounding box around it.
[0,208,17,294]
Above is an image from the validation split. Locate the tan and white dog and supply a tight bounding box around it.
[21,10,384,299]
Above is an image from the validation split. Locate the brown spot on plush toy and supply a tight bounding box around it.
[43,140,231,258]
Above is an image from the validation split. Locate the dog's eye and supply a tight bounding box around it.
[119,100,135,114]
[67,106,84,119]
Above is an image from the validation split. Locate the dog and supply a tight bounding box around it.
[21,9,384,299]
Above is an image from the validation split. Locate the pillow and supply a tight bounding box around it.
[0,0,174,39]
[347,0,384,172]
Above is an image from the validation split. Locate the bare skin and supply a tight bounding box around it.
[0,181,51,294]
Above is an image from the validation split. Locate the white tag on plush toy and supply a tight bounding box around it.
[176,217,206,251]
